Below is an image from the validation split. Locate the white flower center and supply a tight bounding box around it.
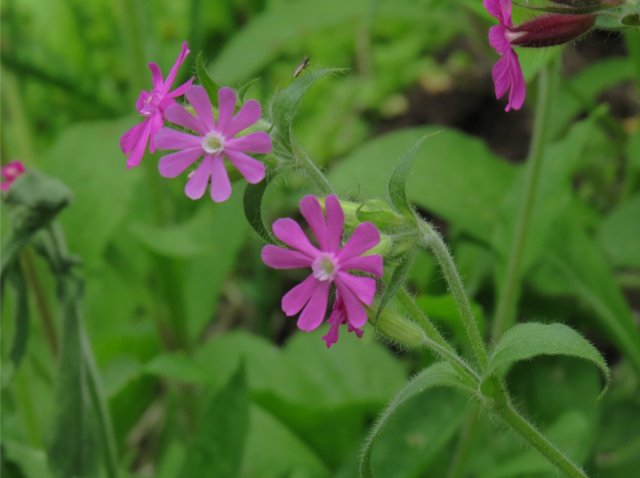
[312,253,339,282]
[201,131,226,154]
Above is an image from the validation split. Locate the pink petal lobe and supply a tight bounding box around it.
[299,195,328,250]
[162,41,190,95]
[336,281,368,328]
[322,307,342,348]
[224,150,265,184]
[167,78,194,100]
[217,87,237,134]
[125,120,152,169]
[492,55,511,100]
[506,51,526,111]
[185,85,215,130]
[164,103,208,135]
[225,132,272,154]
[147,113,164,153]
[272,218,319,257]
[341,255,383,277]
[296,280,331,332]
[282,275,318,316]
[228,99,261,137]
[158,147,202,178]
[155,128,201,150]
[325,195,344,253]
[337,273,376,305]
[148,62,164,90]
[184,157,212,200]
[120,121,147,154]
[261,245,313,269]
[338,222,380,261]
[489,25,510,55]
[210,155,232,202]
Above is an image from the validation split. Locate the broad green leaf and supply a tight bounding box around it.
[178,363,249,478]
[387,134,436,221]
[244,177,276,244]
[47,282,97,478]
[144,352,210,384]
[598,194,640,268]
[196,51,219,106]
[42,119,142,268]
[2,440,53,478]
[331,127,514,239]
[487,322,610,392]
[537,218,640,378]
[360,362,473,478]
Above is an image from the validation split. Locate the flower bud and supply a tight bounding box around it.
[372,307,426,349]
[356,199,409,230]
[510,14,597,48]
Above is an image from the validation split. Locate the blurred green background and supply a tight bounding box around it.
[1,0,639,477]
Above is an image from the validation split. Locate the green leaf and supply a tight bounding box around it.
[360,362,473,478]
[178,362,249,478]
[196,52,219,106]
[47,281,97,478]
[144,352,210,384]
[331,126,513,239]
[387,134,437,221]
[244,177,276,244]
[2,440,53,478]
[598,194,640,268]
[486,322,610,393]
[269,68,346,153]
[375,251,415,320]
[4,265,30,384]
[42,119,142,268]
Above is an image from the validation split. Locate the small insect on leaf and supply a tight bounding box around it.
[293,55,311,78]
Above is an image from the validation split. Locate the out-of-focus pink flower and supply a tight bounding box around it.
[155,85,272,202]
[484,0,526,112]
[261,195,383,348]
[120,42,193,169]
[1,161,26,191]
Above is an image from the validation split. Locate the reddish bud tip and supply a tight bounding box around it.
[510,14,596,48]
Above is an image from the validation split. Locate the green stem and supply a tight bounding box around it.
[81,328,120,478]
[493,396,588,478]
[446,408,480,478]
[420,222,489,370]
[491,62,556,341]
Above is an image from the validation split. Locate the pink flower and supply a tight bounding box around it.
[120,42,193,169]
[1,161,26,191]
[484,0,526,112]
[261,195,383,348]
[155,85,272,202]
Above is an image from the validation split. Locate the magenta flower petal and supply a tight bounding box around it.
[338,222,380,261]
[506,51,525,112]
[161,41,190,96]
[147,113,164,153]
[148,62,164,90]
[272,218,320,257]
[489,25,510,55]
[217,87,236,134]
[184,157,212,200]
[341,255,383,278]
[299,195,328,250]
[154,128,201,150]
[325,195,345,253]
[336,281,368,328]
[224,150,265,184]
[210,156,232,203]
[282,275,318,316]
[158,147,202,178]
[125,121,152,169]
[337,273,376,306]
[225,132,273,154]
[164,104,208,135]
[261,245,313,269]
[322,307,342,348]
[296,280,331,332]
[120,120,148,155]
[227,100,261,137]
[167,78,194,100]
[1,161,26,191]
[185,85,215,130]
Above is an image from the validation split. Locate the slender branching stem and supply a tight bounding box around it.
[491,62,557,340]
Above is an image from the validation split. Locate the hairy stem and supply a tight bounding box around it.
[296,148,336,196]
[494,395,588,478]
[420,222,489,370]
[492,62,557,340]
